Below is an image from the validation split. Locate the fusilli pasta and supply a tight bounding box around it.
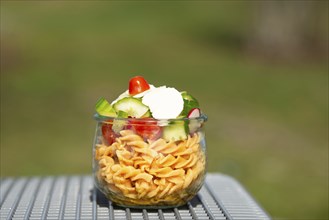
[95,130,206,206]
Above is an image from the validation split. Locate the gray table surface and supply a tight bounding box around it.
[0,173,270,220]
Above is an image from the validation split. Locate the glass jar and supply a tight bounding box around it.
[93,114,207,208]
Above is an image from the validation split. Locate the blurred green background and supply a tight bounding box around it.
[1,1,328,219]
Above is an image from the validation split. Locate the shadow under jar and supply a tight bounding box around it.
[93,114,207,209]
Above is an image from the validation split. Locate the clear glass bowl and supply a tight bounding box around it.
[93,114,207,208]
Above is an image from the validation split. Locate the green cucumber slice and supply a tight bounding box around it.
[113,97,149,118]
[180,91,200,117]
[141,110,152,118]
[117,110,129,118]
[112,111,129,134]
[95,97,117,117]
[163,121,188,142]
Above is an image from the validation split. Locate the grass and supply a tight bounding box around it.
[1,2,328,219]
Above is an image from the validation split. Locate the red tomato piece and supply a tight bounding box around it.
[101,121,116,145]
[128,76,150,95]
[130,118,162,141]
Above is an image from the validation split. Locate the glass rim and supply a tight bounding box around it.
[93,113,208,123]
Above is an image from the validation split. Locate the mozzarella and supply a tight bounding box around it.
[142,87,184,119]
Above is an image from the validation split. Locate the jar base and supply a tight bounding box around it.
[112,202,186,209]
[106,194,194,209]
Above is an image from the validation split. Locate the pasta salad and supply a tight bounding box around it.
[93,76,207,208]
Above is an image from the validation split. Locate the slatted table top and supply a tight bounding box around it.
[0,173,270,220]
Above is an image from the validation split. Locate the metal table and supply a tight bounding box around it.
[0,173,270,220]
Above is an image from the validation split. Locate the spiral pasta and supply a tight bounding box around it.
[95,130,206,206]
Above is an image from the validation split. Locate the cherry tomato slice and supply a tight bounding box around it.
[130,118,162,141]
[101,121,116,145]
[128,76,150,95]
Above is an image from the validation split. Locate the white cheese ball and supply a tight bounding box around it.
[142,87,184,119]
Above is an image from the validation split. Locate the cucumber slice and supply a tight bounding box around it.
[112,111,128,134]
[113,97,149,118]
[117,110,129,118]
[141,110,152,118]
[95,97,117,117]
[163,121,188,142]
[180,91,199,117]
